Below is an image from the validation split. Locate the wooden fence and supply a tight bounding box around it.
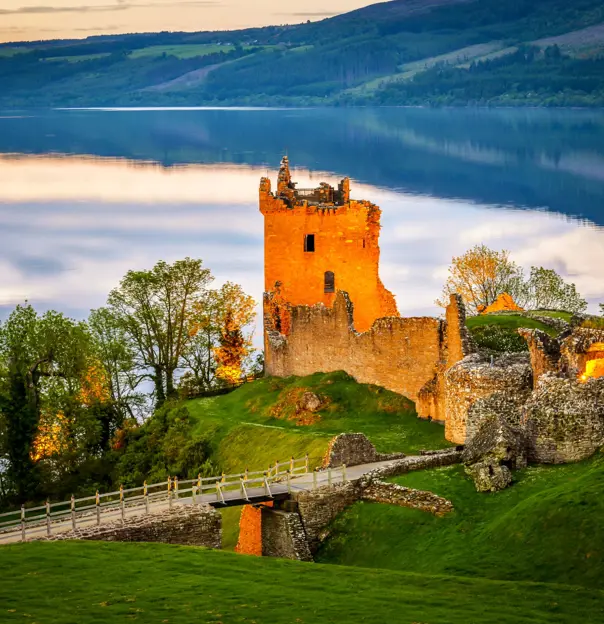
[0,455,312,542]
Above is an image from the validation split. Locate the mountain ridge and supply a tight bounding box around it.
[1,0,604,108]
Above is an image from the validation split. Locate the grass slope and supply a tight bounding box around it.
[317,451,604,589]
[1,541,603,624]
[185,371,450,550]
[188,371,451,475]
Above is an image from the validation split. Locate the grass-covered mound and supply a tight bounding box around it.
[317,451,604,589]
[186,371,451,475]
[1,541,603,624]
[466,311,567,353]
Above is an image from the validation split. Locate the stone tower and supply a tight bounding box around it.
[260,157,398,337]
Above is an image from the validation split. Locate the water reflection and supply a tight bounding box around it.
[0,108,603,333]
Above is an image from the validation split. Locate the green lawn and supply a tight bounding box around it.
[1,541,603,624]
[130,44,235,58]
[317,451,604,589]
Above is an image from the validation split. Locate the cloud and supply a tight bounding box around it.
[0,0,217,15]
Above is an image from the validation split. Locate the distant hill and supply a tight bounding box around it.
[1,0,604,108]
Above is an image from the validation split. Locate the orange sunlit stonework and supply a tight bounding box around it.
[579,344,604,382]
[260,157,398,340]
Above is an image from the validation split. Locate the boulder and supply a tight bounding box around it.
[463,414,527,470]
[297,391,323,413]
[465,460,512,493]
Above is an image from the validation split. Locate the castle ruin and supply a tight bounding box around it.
[260,158,474,431]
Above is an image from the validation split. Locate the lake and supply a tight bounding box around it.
[1,107,603,340]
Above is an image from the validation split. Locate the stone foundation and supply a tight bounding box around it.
[261,507,313,561]
[37,504,222,548]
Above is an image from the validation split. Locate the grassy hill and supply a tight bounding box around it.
[1,541,603,623]
[317,451,604,589]
[1,0,604,107]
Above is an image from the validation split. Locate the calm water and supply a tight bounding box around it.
[1,107,603,337]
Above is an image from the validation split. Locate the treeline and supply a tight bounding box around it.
[0,259,259,508]
[369,46,604,107]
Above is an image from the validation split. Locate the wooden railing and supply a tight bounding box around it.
[0,455,311,542]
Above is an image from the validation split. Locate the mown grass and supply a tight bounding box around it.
[1,541,603,624]
[317,451,604,589]
[130,44,235,58]
[187,371,451,475]
[44,53,111,63]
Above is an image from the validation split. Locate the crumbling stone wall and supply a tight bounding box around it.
[518,329,561,388]
[322,433,405,468]
[444,354,533,444]
[522,374,604,463]
[361,481,453,516]
[260,507,313,561]
[38,504,222,548]
[266,292,471,418]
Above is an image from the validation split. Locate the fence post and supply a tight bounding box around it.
[120,484,125,522]
[342,464,347,483]
[313,469,317,491]
[174,476,179,501]
[96,491,100,525]
[20,505,25,542]
[46,500,51,537]
[144,481,149,514]
[71,495,76,531]
[305,454,309,473]
[168,477,173,510]
[328,467,332,487]
[287,470,291,494]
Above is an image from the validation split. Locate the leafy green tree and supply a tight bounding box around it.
[523,267,587,314]
[0,305,91,501]
[106,258,213,406]
[88,307,145,421]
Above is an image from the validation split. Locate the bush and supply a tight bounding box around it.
[470,324,528,353]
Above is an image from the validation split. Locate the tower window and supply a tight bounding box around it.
[324,271,335,293]
[304,234,315,252]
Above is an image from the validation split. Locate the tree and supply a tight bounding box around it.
[438,245,589,316]
[436,245,525,314]
[183,282,257,393]
[0,305,92,501]
[106,258,213,406]
[523,267,587,314]
[599,303,604,317]
[88,307,145,421]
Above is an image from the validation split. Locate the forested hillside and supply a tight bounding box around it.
[1,0,604,107]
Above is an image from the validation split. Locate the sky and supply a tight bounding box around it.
[0,0,375,43]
